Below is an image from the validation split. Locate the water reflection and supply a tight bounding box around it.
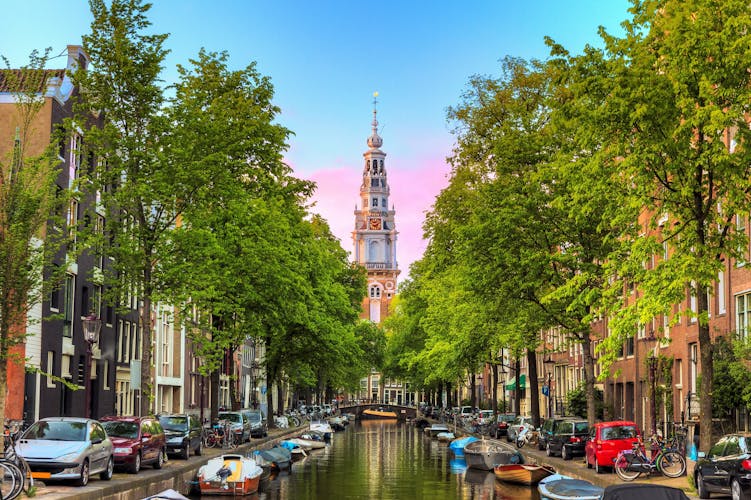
[195,420,541,499]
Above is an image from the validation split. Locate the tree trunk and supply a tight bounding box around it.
[469,370,476,409]
[210,369,220,421]
[581,329,597,428]
[0,359,7,427]
[527,349,540,428]
[140,290,153,416]
[229,346,240,410]
[491,363,498,414]
[697,289,713,452]
[514,358,521,415]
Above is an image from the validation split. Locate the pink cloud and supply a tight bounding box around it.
[296,154,450,282]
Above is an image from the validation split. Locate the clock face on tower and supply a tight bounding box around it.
[369,218,382,230]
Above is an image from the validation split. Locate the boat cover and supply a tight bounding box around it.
[449,435,478,452]
[602,484,690,500]
[538,478,604,500]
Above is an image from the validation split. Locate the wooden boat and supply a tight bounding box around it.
[197,454,263,496]
[493,463,556,485]
[362,408,398,419]
[464,439,523,470]
[538,477,604,500]
[425,424,450,437]
[449,435,478,456]
[254,445,292,471]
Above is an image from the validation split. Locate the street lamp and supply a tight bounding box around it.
[82,314,102,419]
[647,351,658,436]
[543,354,555,419]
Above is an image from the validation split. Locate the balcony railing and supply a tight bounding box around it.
[365,262,396,270]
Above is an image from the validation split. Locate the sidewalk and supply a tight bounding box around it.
[503,438,699,499]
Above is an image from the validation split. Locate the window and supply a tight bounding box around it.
[49,268,61,311]
[689,282,697,323]
[68,199,79,247]
[370,286,381,298]
[625,337,634,357]
[70,134,82,184]
[718,271,726,314]
[63,274,75,337]
[737,292,751,339]
[372,197,378,207]
[689,343,698,393]
[737,215,748,266]
[46,351,56,388]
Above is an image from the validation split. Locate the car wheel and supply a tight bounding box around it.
[538,439,545,451]
[586,454,592,469]
[195,439,203,456]
[75,459,90,487]
[732,479,742,500]
[100,456,114,481]
[182,441,191,460]
[696,472,710,499]
[154,449,164,469]
[595,456,603,474]
[562,445,571,461]
[546,443,553,457]
[129,452,141,474]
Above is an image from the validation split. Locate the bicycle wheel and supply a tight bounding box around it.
[658,451,686,478]
[516,437,526,449]
[205,433,218,448]
[0,460,21,500]
[614,453,641,481]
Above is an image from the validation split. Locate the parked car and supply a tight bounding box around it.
[158,413,202,459]
[695,433,751,500]
[545,419,589,460]
[507,416,535,443]
[217,410,251,443]
[100,415,166,473]
[538,417,565,451]
[241,409,268,438]
[585,420,641,473]
[493,413,516,439]
[16,417,114,486]
[476,410,495,426]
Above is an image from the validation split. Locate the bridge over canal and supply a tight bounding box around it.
[338,403,417,421]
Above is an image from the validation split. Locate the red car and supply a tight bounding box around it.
[585,420,641,473]
[100,415,167,474]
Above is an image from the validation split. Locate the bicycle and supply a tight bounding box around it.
[516,426,540,449]
[614,435,686,481]
[204,420,238,449]
[2,420,32,500]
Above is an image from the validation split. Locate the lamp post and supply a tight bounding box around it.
[543,354,555,419]
[82,314,102,419]
[647,352,658,436]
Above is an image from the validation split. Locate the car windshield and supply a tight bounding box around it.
[601,425,637,440]
[102,421,139,439]
[574,422,589,433]
[500,414,515,422]
[218,413,241,423]
[246,412,262,423]
[158,416,187,431]
[24,421,87,441]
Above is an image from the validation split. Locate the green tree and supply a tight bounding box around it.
[0,51,71,424]
[575,0,751,451]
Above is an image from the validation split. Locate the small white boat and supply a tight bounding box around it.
[285,437,326,450]
[197,454,263,496]
[310,420,333,440]
[436,431,456,442]
[425,424,450,437]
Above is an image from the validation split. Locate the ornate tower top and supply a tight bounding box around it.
[367,91,383,150]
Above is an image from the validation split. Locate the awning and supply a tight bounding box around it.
[505,374,527,390]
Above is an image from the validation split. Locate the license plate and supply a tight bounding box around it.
[31,472,51,479]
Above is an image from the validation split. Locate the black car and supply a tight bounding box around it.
[695,433,751,500]
[493,413,516,439]
[545,419,589,460]
[538,417,565,451]
[241,409,268,438]
[158,414,203,459]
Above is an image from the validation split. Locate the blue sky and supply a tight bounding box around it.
[1,0,631,277]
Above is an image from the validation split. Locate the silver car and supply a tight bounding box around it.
[506,415,535,443]
[17,417,114,486]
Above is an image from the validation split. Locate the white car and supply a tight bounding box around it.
[17,417,114,486]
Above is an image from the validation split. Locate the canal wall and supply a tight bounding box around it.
[33,426,301,500]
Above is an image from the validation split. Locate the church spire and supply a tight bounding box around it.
[367,91,383,150]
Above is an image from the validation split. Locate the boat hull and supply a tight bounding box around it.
[197,455,263,496]
[464,440,523,471]
[538,478,604,500]
[361,409,398,419]
[493,464,555,486]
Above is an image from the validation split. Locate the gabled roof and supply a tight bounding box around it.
[0,68,65,93]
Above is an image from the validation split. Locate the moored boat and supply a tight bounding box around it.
[425,424,450,437]
[362,408,398,419]
[464,439,523,470]
[493,463,556,485]
[436,431,456,442]
[285,437,326,450]
[538,477,604,500]
[327,416,346,430]
[254,445,292,471]
[197,454,263,496]
[310,420,334,440]
[449,435,479,456]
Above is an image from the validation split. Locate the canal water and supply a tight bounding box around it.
[250,420,540,500]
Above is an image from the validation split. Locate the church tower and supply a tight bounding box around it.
[353,96,400,324]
